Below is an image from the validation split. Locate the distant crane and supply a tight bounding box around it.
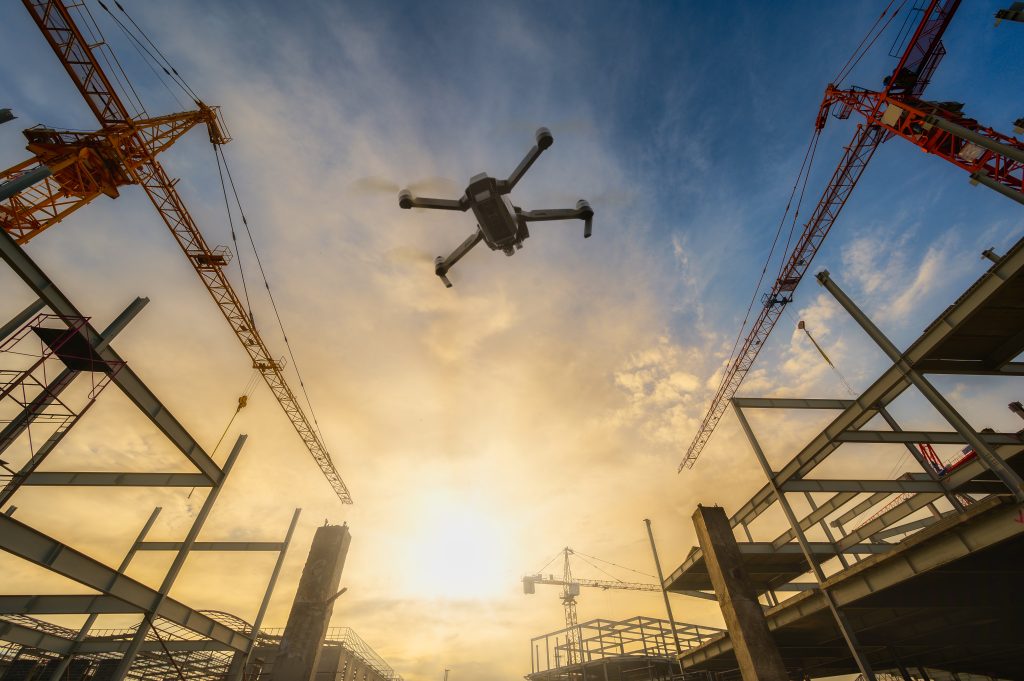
[0,0,352,502]
[523,548,662,665]
[680,0,1024,472]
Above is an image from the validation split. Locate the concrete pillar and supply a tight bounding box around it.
[316,646,348,680]
[692,505,788,681]
[270,523,352,681]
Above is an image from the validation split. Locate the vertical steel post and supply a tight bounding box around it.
[111,435,246,680]
[802,492,849,569]
[229,507,302,681]
[733,401,876,681]
[643,519,683,656]
[47,507,163,681]
[817,269,1024,502]
[876,407,964,513]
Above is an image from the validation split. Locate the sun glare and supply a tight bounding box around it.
[398,496,513,600]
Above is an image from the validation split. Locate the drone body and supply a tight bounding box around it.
[398,127,593,288]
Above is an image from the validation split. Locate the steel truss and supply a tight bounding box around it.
[0,227,300,681]
[667,236,1024,680]
[528,615,725,681]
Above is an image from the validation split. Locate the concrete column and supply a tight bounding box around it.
[692,505,788,681]
[271,523,352,681]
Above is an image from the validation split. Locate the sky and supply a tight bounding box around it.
[0,1,1022,680]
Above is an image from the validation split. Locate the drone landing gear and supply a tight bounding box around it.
[434,230,484,288]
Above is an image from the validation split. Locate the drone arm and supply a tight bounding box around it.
[435,229,484,288]
[519,200,594,238]
[499,127,554,193]
[399,190,469,211]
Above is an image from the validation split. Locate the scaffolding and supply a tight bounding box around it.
[0,219,300,681]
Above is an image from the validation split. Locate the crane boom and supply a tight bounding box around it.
[524,574,661,592]
[679,0,962,471]
[16,0,352,502]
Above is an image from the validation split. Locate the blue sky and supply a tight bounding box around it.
[1,2,1022,680]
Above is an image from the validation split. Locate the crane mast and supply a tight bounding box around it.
[679,0,982,471]
[522,548,666,665]
[3,0,352,502]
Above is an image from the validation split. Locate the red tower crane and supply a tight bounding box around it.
[680,0,1024,471]
[0,0,352,503]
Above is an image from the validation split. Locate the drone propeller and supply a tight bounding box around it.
[350,175,461,197]
[383,245,436,265]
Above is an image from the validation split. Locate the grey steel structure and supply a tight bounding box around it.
[0,226,301,680]
[527,616,724,681]
[663,236,1024,679]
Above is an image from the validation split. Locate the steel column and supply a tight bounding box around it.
[732,401,876,681]
[110,435,247,681]
[643,519,682,655]
[45,507,162,681]
[229,507,302,681]
[817,269,1024,501]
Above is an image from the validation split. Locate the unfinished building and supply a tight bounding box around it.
[662,237,1024,680]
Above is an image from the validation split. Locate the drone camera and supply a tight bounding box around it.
[398,189,414,209]
[536,127,554,150]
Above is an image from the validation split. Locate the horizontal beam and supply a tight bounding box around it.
[22,472,213,487]
[0,594,138,615]
[731,398,856,410]
[0,227,223,484]
[0,617,237,655]
[834,431,1021,445]
[915,359,1024,375]
[781,479,944,493]
[136,541,286,552]
[0,514,251,652]
[739,542,891,555]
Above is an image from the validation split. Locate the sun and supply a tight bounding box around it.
[397,495,515,600]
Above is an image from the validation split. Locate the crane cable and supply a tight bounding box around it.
[832,0,909,87]
[571,549,655,580]
[99,0,202,102]
[96,0,187,110]
[216,146,328,442]
[186,371,259,499]
[718,126,821,383]
[214,146,255,324]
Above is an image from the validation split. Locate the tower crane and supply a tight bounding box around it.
[522,548,661,665]
[679,0,1024,472]
[0,0,352,502]
[522,547,714,665]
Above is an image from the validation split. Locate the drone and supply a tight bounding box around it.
[398,127,594,288]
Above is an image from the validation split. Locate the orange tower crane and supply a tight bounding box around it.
[680,0,1024,471]
[0,0,352,503]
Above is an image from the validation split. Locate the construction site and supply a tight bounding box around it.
[1,1,1022,681]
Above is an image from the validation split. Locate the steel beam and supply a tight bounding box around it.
[731,397,856,410]
[111,435,246,680]
[0,594,142,615]
[135,540,287,551]
[834,430,1021,445]
[817,269,1024,502]
[781,479,944,494]
[0,227,223,484]
[0,514,251,652]
[733,400,877,680]
[729,242,1024,530]
[21,472,212,487]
